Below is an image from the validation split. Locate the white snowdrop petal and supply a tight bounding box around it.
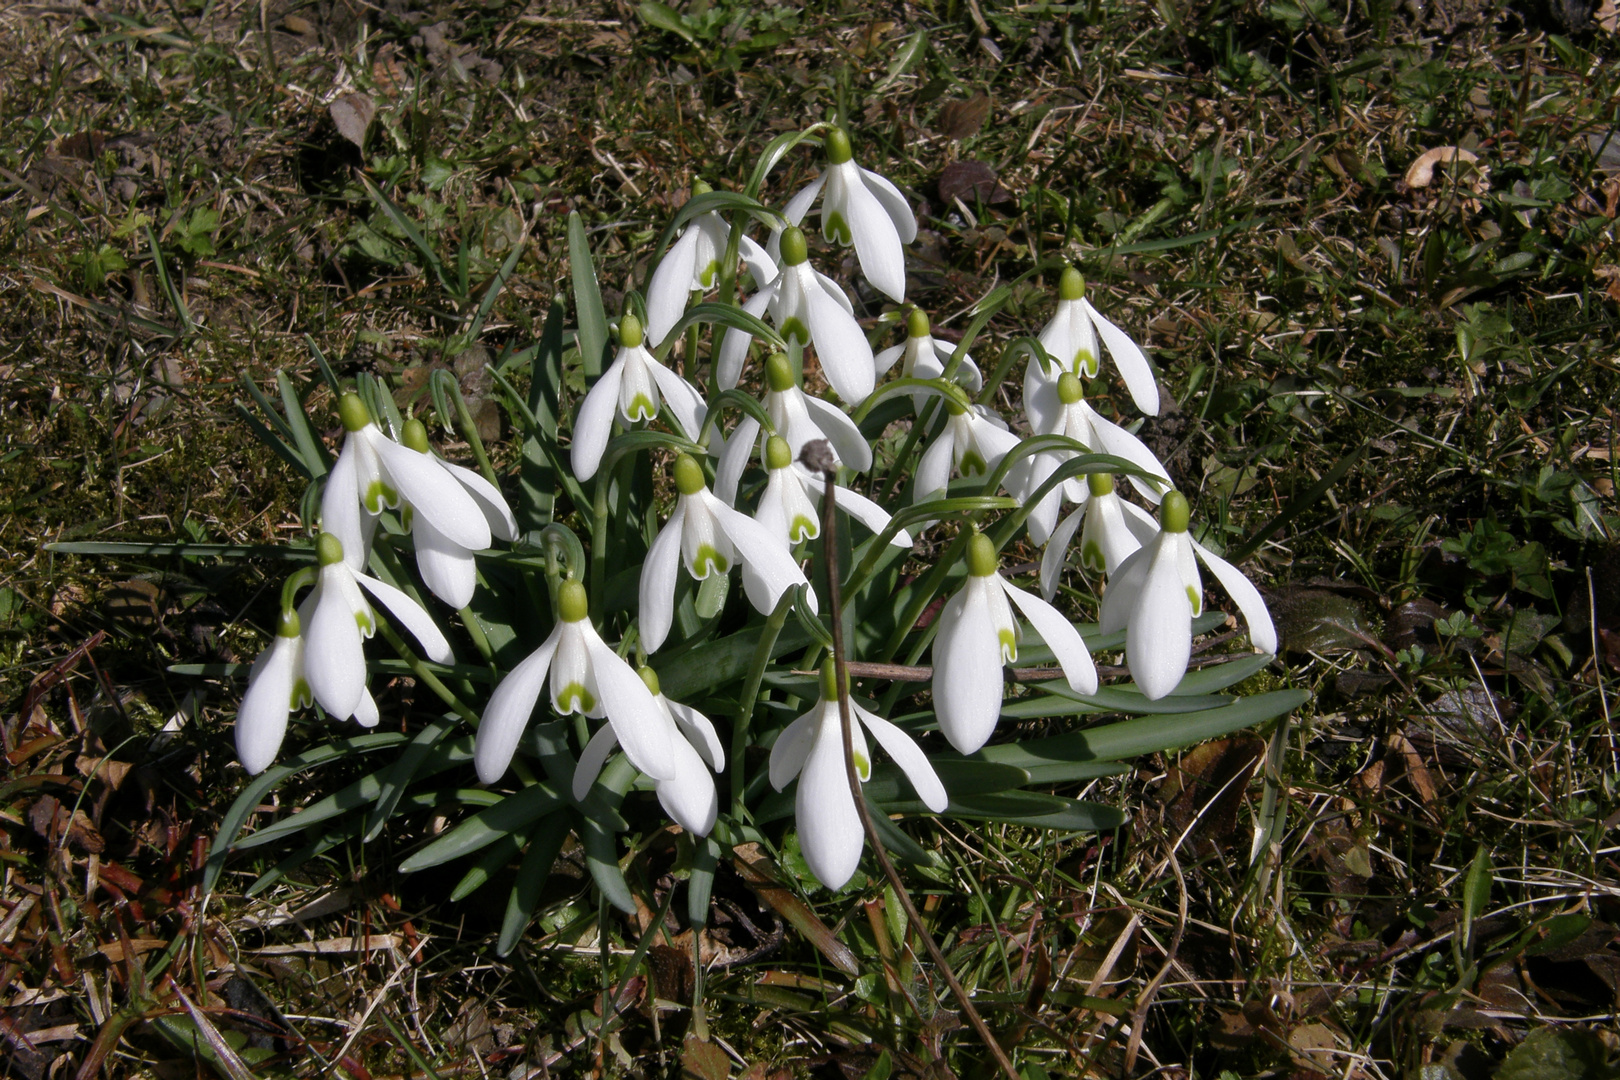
[708,494,809,614]
[874,343,905,379]
[1128,541,1193,700]
[859,167,918,244]
[321,445,370,571]
[714,415,761,507]
[356,572,454,664]
[572,360,626,482]
[844,169,907,302]
[412,515,478,610]
[1040,507,1086,602]
[638,503,686,653]
[796,708,866,889]
[914,426,957,504]
[1002,577,1098,695]
[665,697,725,772]
[1100,543,1153,636]
[371,436,490,552]
[1193,540,1279,654]
[781,174,826,229]
[738,234,779,286]
[646,361,708,442]
[587,637,678,782]
[932,341,983,390]
[236,637,296,775]
[802,394,873,472]
[304,577,367,721]
[932,589,1006,755]
[654,734,719,835]
[811,269,858,317]
[441,461,518,541]
[832,484,911,547]
[857,707,947,813]
[1078,403,1171,504]
[474,628,561,784]
[1085,298,1160,416]
[572,723,620,801]
[769,711,818,790]
[717,287,775,390]
[353,687,380,728]
[646,225,703,346]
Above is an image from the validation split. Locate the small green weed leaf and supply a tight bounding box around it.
[637,2,696,43]
[874,29,927,92]
[861,1049,894,1080]
[1495,1027,1619,1080]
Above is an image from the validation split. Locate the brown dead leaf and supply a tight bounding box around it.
[97,938,167,962]
[681,1034,731,1080]
[77,755,132,791]
[1598,0,1617,33]
[938,160,1014,207]
[1388,733,1438,804]
[329,93,376,150]
[732,844,858,975]
[1160,735,1264,845]
[1405,146,1480,188]
[936,94,992,140]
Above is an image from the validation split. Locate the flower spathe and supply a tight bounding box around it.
[769,662,946,889]
[1099,492,1279,700]
[716,226,876,404]
[933,533,1097,754]
[322,393,493,574]
[303,532,454,726]
[574,314,708,481]
[1034,267,1160,417]
[640,454,815,653]
[396,419,518,609]
[1039,471,1160,601]
[235,607,309,775]
[645,180,779,347]
[476,580,676,784]
[573,667,722,835]
[777,128,916,303]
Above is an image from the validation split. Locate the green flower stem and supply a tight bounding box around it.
[444,375,499,488]
[875,393,942,508]
[457,604,495,666]
[729,588,797,814]
[279,566,317,614]
[878,528,972,663]
[375,621,481,728]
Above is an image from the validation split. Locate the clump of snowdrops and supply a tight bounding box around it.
[209,123,1304,966]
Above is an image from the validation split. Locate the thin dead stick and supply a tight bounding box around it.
[801,439,1021,1080]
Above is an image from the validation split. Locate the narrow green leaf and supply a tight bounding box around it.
[995,689,1309,766]
[1227,444,1365,562]
[569,211,609,379]
[47,540,314,561]
[232,402,310,479]
[497,814,573,956]
[364,721,465,842]
[874,29,927,92]
[276,371,330,480]
[361,175,453,295]
[656,301,784,358]
[451,823,536,901]
[398,783,565,872]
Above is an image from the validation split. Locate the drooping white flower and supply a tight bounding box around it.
[235,607,310,775]
[1099,491,1279,700]
[874,308,982,411]
[913,395,1023,508]
[716,226,876,404]
[1020,368,1173,544]
[476,580,676,785]
[776,128,916,303]
[769,661,946,890]
[302,532,454,726]
[573,666,723,835]
[714,352,872,505]
[573,314,708,481]
[321,393,493,575]
[640,454,815,653]
[1032,267,1160,417]
[645,179,779,347]
[931,533,1097,755]
[751,436,911,549]
[1039,472,1160,601]
[392,419,518,609]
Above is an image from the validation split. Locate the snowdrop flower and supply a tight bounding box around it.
[640,455,815,653]
[321,393,493,574]
[932,532,1098,755]
[476,580,676,785]
[716,226,876,404]
[303,532,454,726]
[753,436,911,548]
[574,314,708,481]
[396,419,518,609]
[777,128,917,303]
[715,352,871,504]
[235,607,309,775]
[769,661,946,889]
[874,308,982,411]
[913,393,1023,507]
[1021,369,1172,544]
[645,179,778,347]
[1033,267,1160,417]
[573,666,722,835]
[1039,472,1160,601]
[1099,492,1278,700]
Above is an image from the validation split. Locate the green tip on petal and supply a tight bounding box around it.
[765,352,796,393]
[1160,490,1190,533]
[673,454,707,496]
[825,127,853,165]
[277,607,301,638]
[819,658,839,700]
[558,580,589,623]
[316,532,345,567]
[906,307,930,339]
[1056,372,1084,404]
[619,313,644,349]
[638,666,661,695]
[1059,266,1086,301]
[779,226,809,266]
[402,418,430,453]
[966,532,999,577]
[338,393,371,433]
[690,178,712,197]
[1087,471,1116,497]
[766,435,793,470]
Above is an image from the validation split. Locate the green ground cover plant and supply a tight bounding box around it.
[1,0,1617,1077]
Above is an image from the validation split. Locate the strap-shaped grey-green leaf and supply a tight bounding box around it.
[498,812,574,956]
[569,210,608,379]
[399,782,564,873]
